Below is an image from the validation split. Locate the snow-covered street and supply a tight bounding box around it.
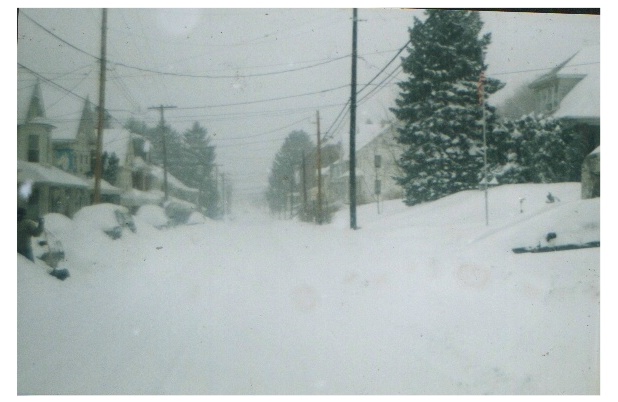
[17,183,599,394]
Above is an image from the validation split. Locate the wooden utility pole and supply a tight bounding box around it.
[349,8,358,230]
[289,166,295,219]
[302,150,308,217]
[148,105,176,201]
[93,8,107,204]
[316,110,323,224]
[221,172,226,218]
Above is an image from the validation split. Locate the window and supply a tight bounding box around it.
[28,135,39,162]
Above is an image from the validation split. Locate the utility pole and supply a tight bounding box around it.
[374,152,382,215]
[289,166,295,219]
[302,150,308,217]
[316,110,323,224]
[148,104,176,201]
[349,8,358,230]
[221,172,226,219]
[93,8,107,204]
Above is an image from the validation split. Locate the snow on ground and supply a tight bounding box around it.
[17,183,600,395]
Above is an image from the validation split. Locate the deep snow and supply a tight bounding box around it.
[16,183,600,395]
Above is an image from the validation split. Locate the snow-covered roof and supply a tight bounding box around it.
[87,178,123,195]
[553,67,600,121]
[554,45,600,121]
[533,45,600,121]
[165,196,197,209]
[339,120,397,161]
[149,166,199,193]
[17,160,90,188]
[121,189,165,207]
[102,128,133,165]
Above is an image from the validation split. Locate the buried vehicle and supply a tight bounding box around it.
[73,203,137,240]
[30,213,72,280]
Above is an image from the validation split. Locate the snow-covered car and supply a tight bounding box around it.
[135,204,169,229]
[164,200,196,226]
[31,213,72,268]
[73,203,136,240]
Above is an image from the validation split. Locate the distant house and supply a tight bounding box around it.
[325,120,404,206]
[529,45,600,154]
[17,70,91,217]
[355,122,404,202]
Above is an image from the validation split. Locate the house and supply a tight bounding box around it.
[529,45,600,154]
[354,122,404,202]
[17,69,91,218]
[529,45,601,199]
[51,97,97,177]
[325,119,405,206]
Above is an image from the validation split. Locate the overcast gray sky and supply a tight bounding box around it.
[16,6,600,200]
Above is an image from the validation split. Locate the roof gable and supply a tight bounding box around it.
[17,69,47,125]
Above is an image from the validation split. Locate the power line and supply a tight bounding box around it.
[319,39,409,144]
[357,64,403,105]
[174,84,350,110]
[20,12,101,60]
[112,55,351,79]
[18,63,130,127]
[21,11,346,80]
[164,102,345,123]
[211,116,311,141]
[356,39,410,96]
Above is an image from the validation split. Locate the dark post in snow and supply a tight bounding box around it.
[221,172,226,219]
[302,150,308,217]
[316,110,323,225]
[289,165,295,219]
[93,8,107,205]
[148,105,176,202]
[349,8,358,230]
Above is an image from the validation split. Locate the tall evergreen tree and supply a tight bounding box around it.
[391,10,504,205]
[180,122,218,218]
[266,130,314,216]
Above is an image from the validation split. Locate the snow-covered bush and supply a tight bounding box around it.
[490,114,588,184]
